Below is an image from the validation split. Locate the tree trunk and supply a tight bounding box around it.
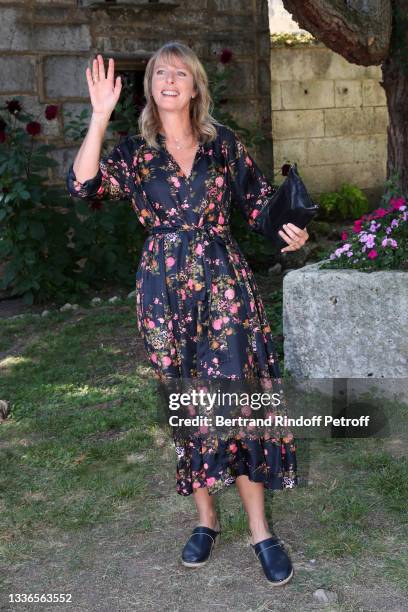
[282,0,391,64]
[381,1,408,194]
[282,0,408,195]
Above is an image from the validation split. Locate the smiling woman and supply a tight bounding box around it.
[66,40,305,587]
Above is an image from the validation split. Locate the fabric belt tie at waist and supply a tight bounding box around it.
[148,223,232,245]
[147,223,235,364]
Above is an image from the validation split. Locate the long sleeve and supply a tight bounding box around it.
[225,127,277,235]
[66,137,131,201]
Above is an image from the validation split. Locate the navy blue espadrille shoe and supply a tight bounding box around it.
[251,536,294,586]
[181,525,221,568]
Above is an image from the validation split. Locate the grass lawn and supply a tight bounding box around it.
[0,274,407,610]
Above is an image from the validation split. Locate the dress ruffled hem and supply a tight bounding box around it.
[175,435,298,496]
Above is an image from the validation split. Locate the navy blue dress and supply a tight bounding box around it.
[66,123,298,496]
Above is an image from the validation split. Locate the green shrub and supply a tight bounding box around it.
[0,100,145,305]
[318,183,370,221]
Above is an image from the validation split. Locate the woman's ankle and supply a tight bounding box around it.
[249,519,272,545]
[197,512,220,531]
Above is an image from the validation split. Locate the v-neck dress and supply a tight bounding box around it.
[66,122,298,496]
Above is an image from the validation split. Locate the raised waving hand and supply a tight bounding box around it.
[70,55,122,185]
[86,54,122,117]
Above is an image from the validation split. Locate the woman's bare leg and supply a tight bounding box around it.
[236,475,272,544]
[192,487,220,530]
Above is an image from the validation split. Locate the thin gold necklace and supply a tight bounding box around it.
[163,132,197,150]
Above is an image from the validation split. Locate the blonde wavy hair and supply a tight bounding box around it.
[138,41,220,148]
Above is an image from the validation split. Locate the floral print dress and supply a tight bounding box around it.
[66,123,298,496]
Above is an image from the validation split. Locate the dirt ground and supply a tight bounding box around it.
[2,483,408,612]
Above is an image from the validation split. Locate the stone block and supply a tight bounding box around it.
[95,36,161,56]
[22,6,88,23]
[283,264,408,377]
[362,79,387,106]
[325,104,388,136]
[0,7,29,51]
[205,13,252,31]
[0,56,36,93]
[271,82,282,110]
[324,107,377,136]
[338,160,386,189]
[209,37,258,58]
[288,164,340,193]
[353,134,387,163]
[0,8,90,51]
[326,51,381,80]
[271,46,382,82]
[258,0,270,24]
[373,106,389,132]
[98,36,208,59]
[34,25,91,52]
[297,160,386,192]
[334,79,362,107]
[307,136,354,166]
[259,33,272,58]
[281,79,334,110]
[214,0,252,12]
[271,48,350,81]
[272,110,325,139]
[273,139,307,168]
[258,61,272,95]
[44,56,90,99]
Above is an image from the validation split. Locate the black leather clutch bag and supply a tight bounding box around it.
[255,163,320,249]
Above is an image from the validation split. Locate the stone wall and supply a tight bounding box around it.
[0,0,273,184]
[270,40,389,200]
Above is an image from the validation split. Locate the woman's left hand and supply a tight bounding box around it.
[278,223,309,253]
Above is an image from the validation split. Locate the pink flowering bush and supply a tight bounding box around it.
[319,195,408,271]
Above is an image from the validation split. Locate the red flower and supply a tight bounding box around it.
[219,48,233,64]
[353,219,363,233]
[0,131,6,143]
[371,208,387,218]
[281,163,291,176]
[26,121,41,136]
[341,231,348,241]
[367,249,378,260]
[5,99,21,114]
[389,196,406,210]
[45,104,58,120]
